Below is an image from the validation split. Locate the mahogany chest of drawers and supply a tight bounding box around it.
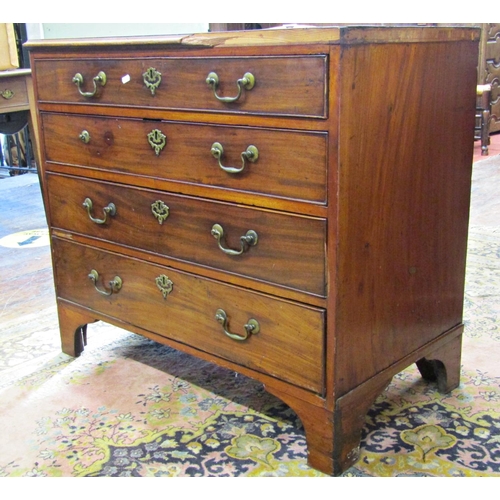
[27,26,480,475]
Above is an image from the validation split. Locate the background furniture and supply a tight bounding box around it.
[477,24,500,134]
[27,25,479,476]
[0,69,38,174]
[475,84,492,155]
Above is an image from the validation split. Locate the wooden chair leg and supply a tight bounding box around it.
[476,84,491,156]
[481,108,491,155]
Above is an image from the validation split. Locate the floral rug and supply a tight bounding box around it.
[0,224,499,478]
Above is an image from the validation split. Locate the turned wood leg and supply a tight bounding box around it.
[416,330,462,393]
[57,302,96,357]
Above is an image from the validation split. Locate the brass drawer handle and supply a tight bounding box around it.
[211,223,258,256]
[215,308,259,341]
[72,71,107,98]
[143,67,162,95]
[210,142,259,174]
[83,197,116,225]
[88,269,122,296]
[148,129,167,156]
[206,71,255,103]
[79,130,91,144]
[1,89,14,100]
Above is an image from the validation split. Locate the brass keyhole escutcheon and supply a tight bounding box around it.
[143,67,162,95]
[155,274,173,299]
[151,200,170,225]
[147,129,167,156]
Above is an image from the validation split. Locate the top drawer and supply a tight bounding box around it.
[33,56,328,118]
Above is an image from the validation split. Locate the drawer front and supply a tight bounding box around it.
[46,174,327,296]
[34,56,327,117]
[53,238,325,393]
[0,74,29,112]
[42,113,328,204]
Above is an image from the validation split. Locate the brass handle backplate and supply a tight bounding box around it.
[215,308,259,341]
[210,142,259,174]
[72,71,107,97]
[88,269,122,296]
[83,197,116,225]
[211,223,258,256]
[206,71,255,103]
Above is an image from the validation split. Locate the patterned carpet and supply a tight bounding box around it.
[0,173,499,477]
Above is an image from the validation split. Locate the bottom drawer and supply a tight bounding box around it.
[52,238,325,393]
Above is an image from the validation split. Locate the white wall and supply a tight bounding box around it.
[26,23,209,40]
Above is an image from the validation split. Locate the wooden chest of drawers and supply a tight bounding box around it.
[27,26,480,475]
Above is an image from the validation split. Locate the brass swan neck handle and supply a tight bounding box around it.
[206,71,255,103]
